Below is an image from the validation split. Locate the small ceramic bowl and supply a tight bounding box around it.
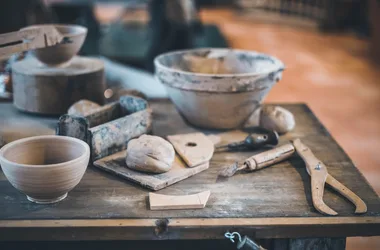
[21,24,87,67]
[154,48,285,129]
[0,135,90,204]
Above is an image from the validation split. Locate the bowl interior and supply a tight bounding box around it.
[155,48,281,75]
[54,25,87,37]
[21,24,87,38]
[1,137,86,166]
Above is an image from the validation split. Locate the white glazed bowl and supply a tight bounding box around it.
[154,48,285,129]
[0,135,90,204]
[21,24,87,66]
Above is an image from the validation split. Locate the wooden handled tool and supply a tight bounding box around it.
[0,26,64,59]
[215,130,279,151]
[219,139,367,216]
[219,143,295,177]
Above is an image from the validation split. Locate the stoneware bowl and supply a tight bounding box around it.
[21,24,87,67]
[0,135,90,204]
[154,48,285,129]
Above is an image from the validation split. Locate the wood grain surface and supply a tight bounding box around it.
[0,101,379,240]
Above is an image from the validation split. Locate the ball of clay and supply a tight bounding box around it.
[126,135,175,174]
[260,106,295,134]
[68,100,101,116]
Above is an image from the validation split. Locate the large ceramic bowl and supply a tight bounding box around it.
[21,24,87,66]
[0,135,90,204]
[154,48,285,129]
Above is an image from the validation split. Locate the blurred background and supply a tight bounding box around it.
[0,0,379,249]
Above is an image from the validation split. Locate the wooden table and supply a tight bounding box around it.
[0,101,379,250]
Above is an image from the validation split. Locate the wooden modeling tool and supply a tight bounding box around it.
[0,26,64,59]
[219,139,367,216]
[149,191,210,210]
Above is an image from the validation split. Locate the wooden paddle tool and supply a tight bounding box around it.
[219,138,367,216]
[0,26,64,59]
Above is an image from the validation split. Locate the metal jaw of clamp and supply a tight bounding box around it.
[292,139,367,216]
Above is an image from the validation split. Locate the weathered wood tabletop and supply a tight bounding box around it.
[0,101,379,243]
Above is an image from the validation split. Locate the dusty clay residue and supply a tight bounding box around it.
[154,48,285,129]
[155,48,284,93]
[160,49,279,75]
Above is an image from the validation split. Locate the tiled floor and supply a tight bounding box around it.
[198,8,380,250]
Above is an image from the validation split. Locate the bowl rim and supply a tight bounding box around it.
[20,24,88,38]
[154,48,285,77]
[0,135,90,168]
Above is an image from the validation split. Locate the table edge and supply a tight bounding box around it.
[0,217,379,240]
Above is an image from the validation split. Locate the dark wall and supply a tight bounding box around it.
[0,0,52,33]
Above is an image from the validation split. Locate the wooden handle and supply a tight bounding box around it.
[326,174,367,214]
[244,143,295,171]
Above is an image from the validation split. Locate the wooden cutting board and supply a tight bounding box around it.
[93,150,209,190]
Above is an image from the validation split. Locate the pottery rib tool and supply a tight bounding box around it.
[149,191,210,210]
[167,132,214,168]
[0,26,64,59]
[215,130,279,152]
[219,139,367,216]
